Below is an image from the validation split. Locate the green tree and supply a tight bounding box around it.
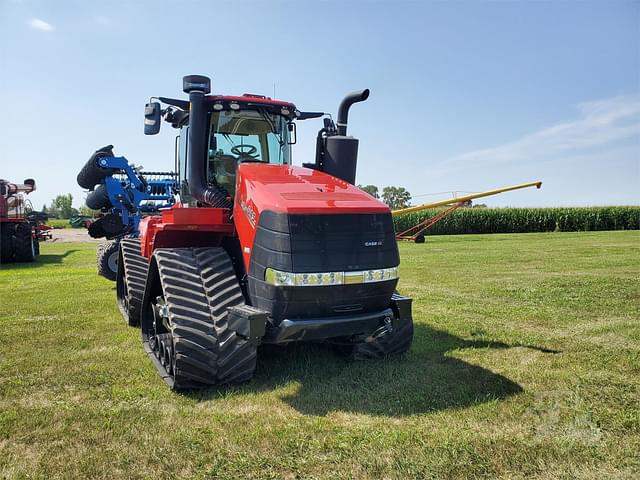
[49,194,77,219]
[78,205,98,217]
[382,186,411,210]
[358,184,379,199]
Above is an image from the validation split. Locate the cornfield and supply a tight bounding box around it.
[393,206,640,236]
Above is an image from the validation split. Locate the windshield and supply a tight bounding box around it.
[207,109,291,196]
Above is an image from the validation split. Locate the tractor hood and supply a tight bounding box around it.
[233,163,399,318]
[235,164,389,215]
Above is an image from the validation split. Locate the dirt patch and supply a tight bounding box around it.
[48,229,100,243]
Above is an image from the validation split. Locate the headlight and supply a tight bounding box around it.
[264,267,398,287]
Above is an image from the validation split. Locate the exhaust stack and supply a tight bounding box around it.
[336,89,370,136]
[316,89,370,185]
[183,75,228,207]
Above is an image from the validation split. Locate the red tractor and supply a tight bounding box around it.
[80,75,413,389]
[0,178,39,263]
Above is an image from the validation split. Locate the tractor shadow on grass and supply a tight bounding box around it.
[193,324,558,417]
[1,250,79,269]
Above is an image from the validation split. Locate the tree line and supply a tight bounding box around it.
[358,185,411,210]
[41,194,94,219]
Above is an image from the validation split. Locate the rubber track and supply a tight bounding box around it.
[193,248,256,383]
[117,238,148,326]
[97,240,119,281]
[149,247,256,389]
[86,184,113,210]
[348,294,414,360]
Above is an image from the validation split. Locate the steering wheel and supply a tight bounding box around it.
[231,144,259,160]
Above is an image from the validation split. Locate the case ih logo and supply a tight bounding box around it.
[364,240,383,247]
[240,199,257,227]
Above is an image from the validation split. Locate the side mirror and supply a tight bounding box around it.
[144,102,161,135]
[287,122,297,145]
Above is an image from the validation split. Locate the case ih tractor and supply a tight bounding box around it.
[80,75,413,389]
[0,178,39,263]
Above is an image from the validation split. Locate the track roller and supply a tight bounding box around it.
[140,247,257,390]
[116,238,148,326]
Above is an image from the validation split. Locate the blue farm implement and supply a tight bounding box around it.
[77,145,177,280]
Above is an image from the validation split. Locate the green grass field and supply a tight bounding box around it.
[1,232,638,479]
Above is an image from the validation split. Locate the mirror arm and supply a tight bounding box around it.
[158,97,190,110]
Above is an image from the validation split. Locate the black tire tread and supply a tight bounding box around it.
[86,184,112,210]
[149,247,256,389]
[77,147,116,190]
[0,223,15,263]
[14,222,35,262]
[97,240,119,281]
[117,238,148,326]
[348,317,413,360]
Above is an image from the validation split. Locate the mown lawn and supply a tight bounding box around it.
[0,231,638,479]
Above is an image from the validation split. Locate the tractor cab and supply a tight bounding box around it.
[206,105,293,197]
[166,93,297,204]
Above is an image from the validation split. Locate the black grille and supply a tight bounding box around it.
[248,211,399,320]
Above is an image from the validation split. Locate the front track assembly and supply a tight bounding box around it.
[140,247,257,390]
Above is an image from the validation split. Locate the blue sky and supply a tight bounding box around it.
[1,0,638,209]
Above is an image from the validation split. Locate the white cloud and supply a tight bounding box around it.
[28,18,55,32]
[443,94,640,169]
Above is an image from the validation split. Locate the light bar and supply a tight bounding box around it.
[265,267,398,287]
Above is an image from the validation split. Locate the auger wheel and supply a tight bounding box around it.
[140,247,257,390]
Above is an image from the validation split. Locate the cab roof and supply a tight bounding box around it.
[205,94,296,110]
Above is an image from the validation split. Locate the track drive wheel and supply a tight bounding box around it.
[1,223,15,263]
[116,238,148,327]
[14,222,36,262]
[97,240,119,281]
[140,247,257,390]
